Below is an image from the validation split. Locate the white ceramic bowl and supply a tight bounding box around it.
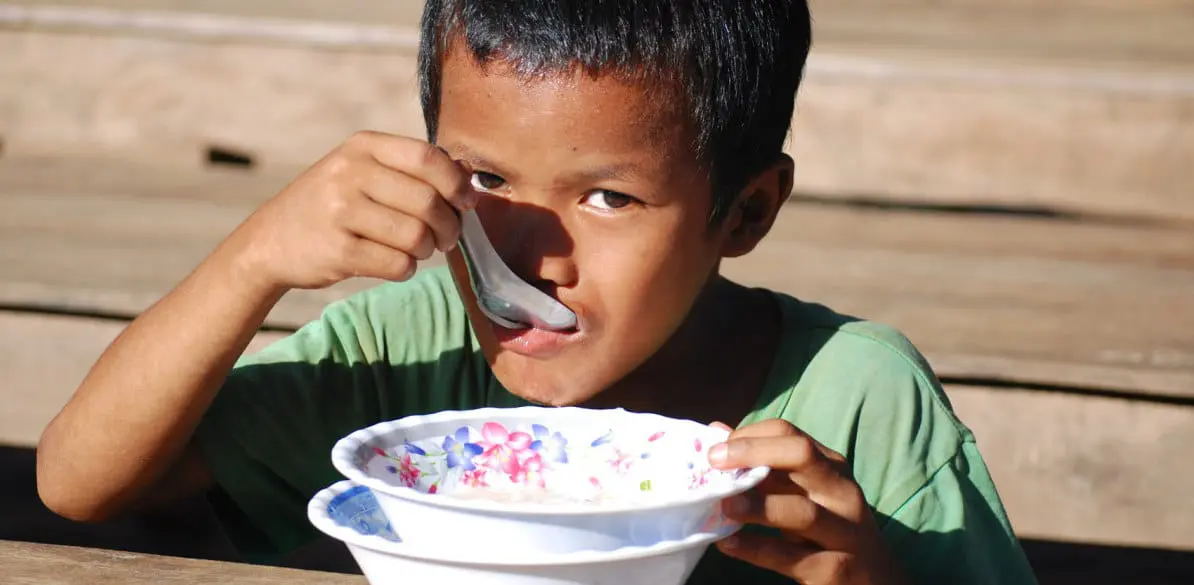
[330,406,768,555]
[309,480,734,585]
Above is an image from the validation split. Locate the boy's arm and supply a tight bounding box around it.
[881,443,1040,585]
[36,132,475,523]
[37,244,283,521]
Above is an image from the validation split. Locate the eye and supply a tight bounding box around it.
[469,171,507,193]
[582,190,637,211]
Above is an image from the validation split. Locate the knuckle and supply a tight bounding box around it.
[324,191,353,222]
[347,130,379,148]
[766,419,800,436]
[841,483,867,515]
[389,255,415,280]
[790,435,817,466]
[407,223,434,258]
[410,183,440,216]
[415,141,442,168]
[320,151,354,179]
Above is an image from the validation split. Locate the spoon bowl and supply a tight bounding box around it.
[457,210,578,330]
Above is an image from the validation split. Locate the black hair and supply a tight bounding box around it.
[418,0,812,221]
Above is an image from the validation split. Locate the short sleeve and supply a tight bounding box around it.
[193,267,493,559]
[883,442,1040,585]
[747,294,1038,585]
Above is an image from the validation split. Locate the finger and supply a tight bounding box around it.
[341,196,437,261]
[340,236,416,281]
[718,532,856,585]
[358,167,462,252]
[728,419,847,464]
[721,491,858,551]
[755,469,809,496]
[710,435,849,498]
[348,131,476,211]
[725,418,798,440]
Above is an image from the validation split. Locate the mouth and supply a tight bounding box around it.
[490,321,583,358]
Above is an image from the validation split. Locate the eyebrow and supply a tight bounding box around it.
[447,145,646,184]
[448,145,514,178]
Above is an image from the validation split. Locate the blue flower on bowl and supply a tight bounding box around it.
[530,424,568,464]
[442,427,483,470]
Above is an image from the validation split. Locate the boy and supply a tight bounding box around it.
[37,1,1038,583]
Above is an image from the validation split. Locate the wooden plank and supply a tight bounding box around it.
[725,204,1194,398]
[5,311,1191,551]
[2,3,1193,221]
[789,52,1194,223]
[0,157,439,327]
[0,311,288,447]
[3,157,1192,397]
[945,384,1194,551]
[0,29,427,167]
[6,0,1193,64]
[0,539,365,584]
[4,0,424,28]
[811,0,1194,67]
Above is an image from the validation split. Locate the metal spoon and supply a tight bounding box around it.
[457,209,578,330]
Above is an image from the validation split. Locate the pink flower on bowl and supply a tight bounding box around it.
[475,422,536,478]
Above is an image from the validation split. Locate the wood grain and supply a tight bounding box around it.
[1,539,365,584]
[0,157,434,327]
[3,0,1193,220]
[725,203,1194,398]
[3,157,1191,398]
[0,311,287,447]
[946,383,1194,551]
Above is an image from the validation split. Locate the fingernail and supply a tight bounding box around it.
[720,535,739,550]
[445,239,458,252]
[708,443,728,466]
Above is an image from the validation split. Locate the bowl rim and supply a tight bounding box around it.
[330,406,771,515]
[308,480,739,566]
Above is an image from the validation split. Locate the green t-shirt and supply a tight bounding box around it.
[195,266,1038,584]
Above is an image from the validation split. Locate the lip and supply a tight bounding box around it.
[491,321,583,358]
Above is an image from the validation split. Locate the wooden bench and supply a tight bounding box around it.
[3,0,1192,220]
[4,155,1192,556]
[1,0,1192,581]
[0,540,364,584]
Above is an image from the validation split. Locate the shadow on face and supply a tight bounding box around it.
[473,195,575,292]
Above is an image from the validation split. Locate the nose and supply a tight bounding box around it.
[474,197,577,294]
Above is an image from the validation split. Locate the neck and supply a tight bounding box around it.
[583,275,781,425]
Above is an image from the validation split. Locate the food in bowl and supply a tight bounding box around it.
[309,479,734,585]
[330,406,769,556]
[368,419,745,504]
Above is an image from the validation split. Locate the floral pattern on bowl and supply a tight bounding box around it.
[366,421,746,504]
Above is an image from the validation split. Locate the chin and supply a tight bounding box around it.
[491,358,606,407]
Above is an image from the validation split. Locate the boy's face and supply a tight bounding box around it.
[438,48,739,406]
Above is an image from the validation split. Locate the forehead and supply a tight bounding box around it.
[436,45,697,165]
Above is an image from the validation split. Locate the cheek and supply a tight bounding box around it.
[579,216,718,329]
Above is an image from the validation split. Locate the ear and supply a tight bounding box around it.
[719,154,794,259]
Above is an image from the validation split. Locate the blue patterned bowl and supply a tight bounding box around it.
[330,406,767,556]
